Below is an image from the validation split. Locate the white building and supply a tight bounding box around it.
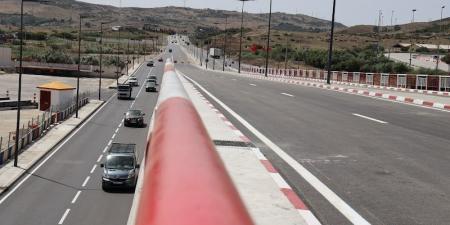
[37,81,75,111]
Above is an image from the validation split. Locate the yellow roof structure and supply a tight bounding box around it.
[37,81,76,90]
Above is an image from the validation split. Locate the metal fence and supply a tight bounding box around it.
[0,95,90,166]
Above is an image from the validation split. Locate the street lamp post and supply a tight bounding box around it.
[76,15,85,119]
[409,9,417,66]
[223,16,228,71]
[237,0,254,73]
[99,22,105,100]
[264,0,273,77]
[436,6,445,71]
[284,33,289,71]
[326,0,337,84]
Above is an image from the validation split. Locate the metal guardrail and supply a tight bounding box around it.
[0,97,90,166]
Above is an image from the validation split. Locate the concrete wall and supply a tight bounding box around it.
[0,47,12,68]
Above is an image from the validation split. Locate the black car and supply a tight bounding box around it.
[169,49,172,53]
[147,61,154,67]
[145,81,157,92]
[124,109,145,127]
[158,58,163,62]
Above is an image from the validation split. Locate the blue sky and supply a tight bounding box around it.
[79,0,448,26]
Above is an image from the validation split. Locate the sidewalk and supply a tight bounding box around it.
[0,100,103,195]
[177,72,321,225]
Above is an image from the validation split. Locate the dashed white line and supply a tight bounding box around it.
[115,127,119,133]
[90,164,97,174]
[111,133,116,139]
[107,140,112,146]
[103,146,109,153]
[281,93,294,97]
[249,83,257,86]
[96,154,103,163]
[58,208,71,224]
[71,191,81,204]
[81,176,90,187]
[352,113,388,124]
[182,73,371,225]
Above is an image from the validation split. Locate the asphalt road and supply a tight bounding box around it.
[171,44,450,225]
[0,54,167,225]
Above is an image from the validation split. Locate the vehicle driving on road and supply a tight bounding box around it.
[145,81,157,92]
[124,109,145,127]
[147,61,154,67]
[127,76,139,87]
[117,84,132,100]
[146,75,158,85]
[101,143,139,190]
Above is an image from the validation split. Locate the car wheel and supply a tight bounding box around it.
[102,182,108,191]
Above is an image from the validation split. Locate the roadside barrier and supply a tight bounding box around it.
[134,59,255,225]
[0,97,90,166]
[242,65,450,92]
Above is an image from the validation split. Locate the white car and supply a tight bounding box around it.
[127,77,139,86]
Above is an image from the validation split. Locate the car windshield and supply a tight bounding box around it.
[149,76,157,79]
[127,110,141,116]
[106,155,134,170]
[118,85,129,90]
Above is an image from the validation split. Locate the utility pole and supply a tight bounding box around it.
[284,33,289,70]
[326,0,337,84]
[436,6,445,71]
[76,15,83,119]
[223,15,228,71]
[409,9,417,66]
[264,0,272,77]
[99,22,104,100]
[237,0,253,73]
[376,10,382,57]
[126,40,130,76]
[14,0,25,167]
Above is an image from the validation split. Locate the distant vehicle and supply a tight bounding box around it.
[124,109,145,127]
[146,75,158,85]
[117,84,132,100]
[127,77,139,86]
[174,60,178,63]
[169,49,173,53]
[145,81,157,92]
[158,58,163,62]
[101,143,139,190]
[147,61,154,67]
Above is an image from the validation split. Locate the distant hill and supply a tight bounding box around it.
[0,0,346,32]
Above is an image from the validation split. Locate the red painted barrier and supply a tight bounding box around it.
[134,60,254,225]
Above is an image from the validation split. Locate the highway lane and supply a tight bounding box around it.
[171,44,450,225]
[0,55,167,225]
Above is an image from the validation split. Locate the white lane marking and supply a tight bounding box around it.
[281,93,294,97]
[352,113,388,124]
[249,83,257,86]
[81,176,90,187]
[115,127,119,133]
[111,133,116,139]
[0,93,115,205]
[71,191,81,204]
[107,139,112,146]
[96,154,103,163]
[58,208,71,224]
[182,73,371,225]
[90,164,97,174]
[103,146,109,153]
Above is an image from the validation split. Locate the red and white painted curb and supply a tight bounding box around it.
[189,85,321,225]
[237,73,450,112]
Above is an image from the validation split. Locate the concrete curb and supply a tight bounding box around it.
[187,76,321,225]
[0,100,105,195]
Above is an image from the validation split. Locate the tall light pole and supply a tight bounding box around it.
[237,0,254,73]
[99,22,105,100]
[112,26,122,84]
[264,0,273,77]
[284,33,289,70]
[76,15,86,118]
[436,5,445,71]
[409,9,417,66]
[223,15,228,71]
[326,0,337,84]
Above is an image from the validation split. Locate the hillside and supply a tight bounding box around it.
[0,0,346,32]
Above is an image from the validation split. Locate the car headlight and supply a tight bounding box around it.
[128,170,135,178]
